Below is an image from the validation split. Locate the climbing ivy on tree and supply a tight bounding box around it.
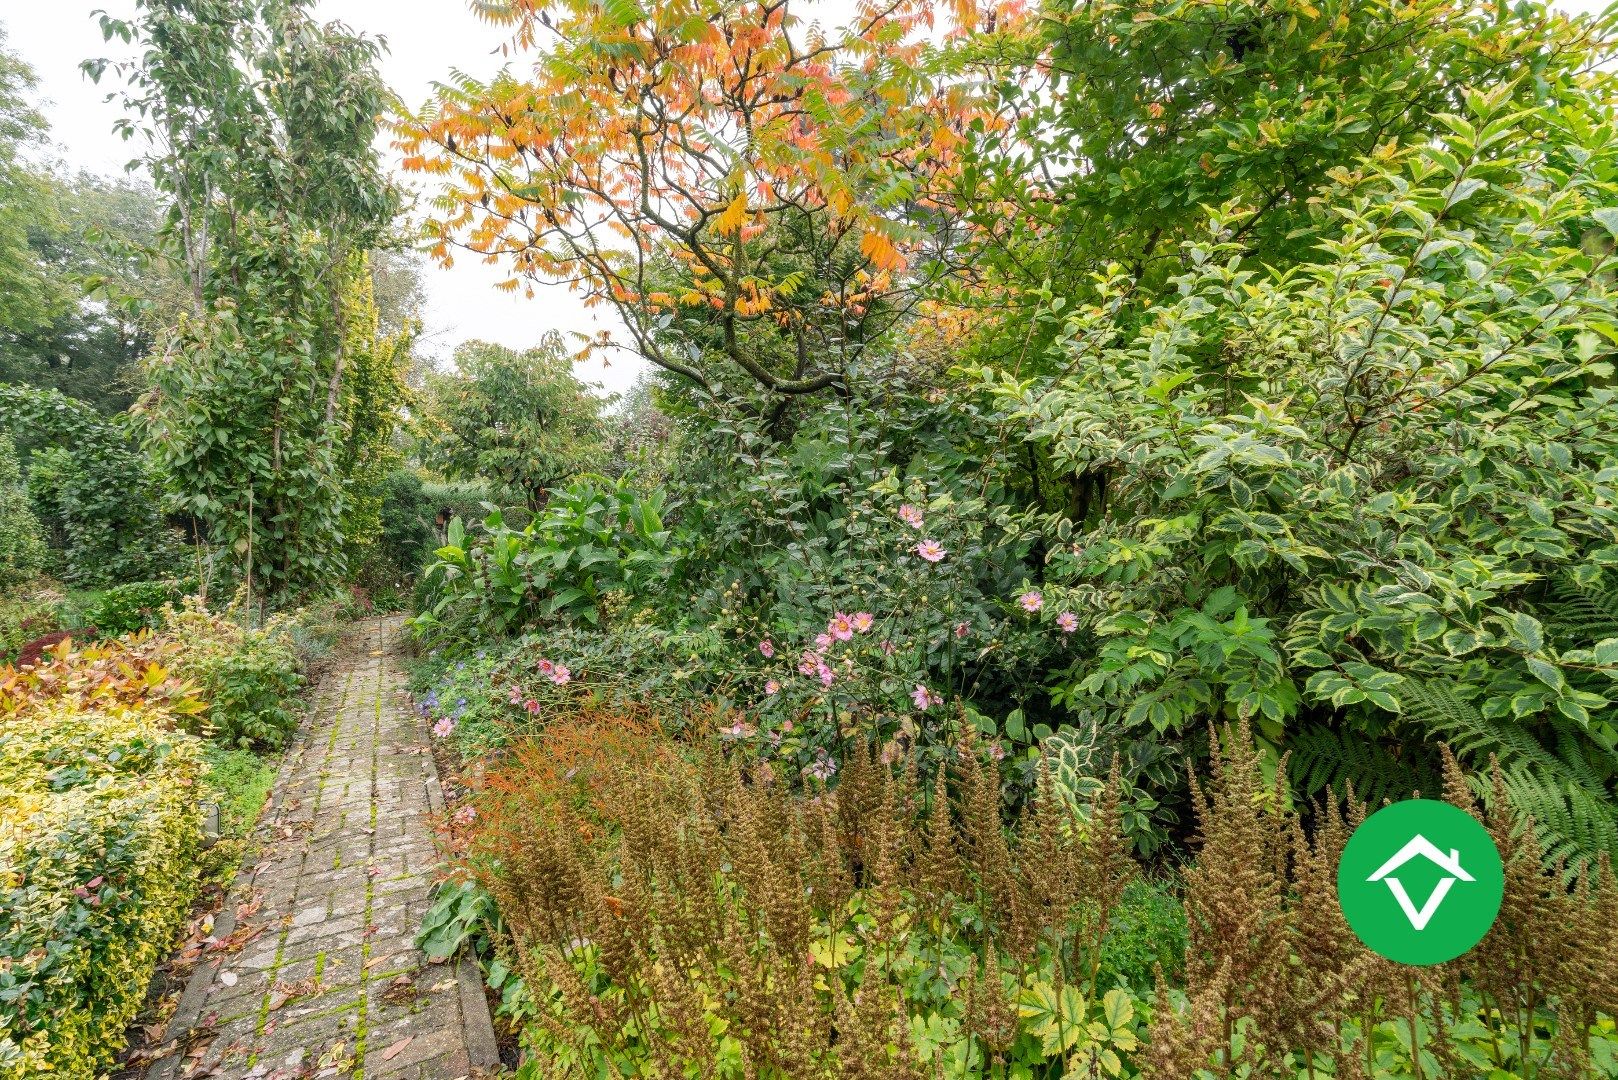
[335,253,415,580]
[91,0,399,599]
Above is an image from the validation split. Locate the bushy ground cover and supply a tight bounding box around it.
[0,636,207,1078]
[0,586,357,1075]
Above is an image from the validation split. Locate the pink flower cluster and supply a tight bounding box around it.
[898,503,924,529]
[774,610,877,691]
[535,658,572,685]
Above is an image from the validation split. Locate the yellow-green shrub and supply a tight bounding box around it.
[0,648,206,1079]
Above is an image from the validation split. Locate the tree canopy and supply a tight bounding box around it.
[415,335,605,509]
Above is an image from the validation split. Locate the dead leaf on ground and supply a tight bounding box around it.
[379,1035,414,1061]
[268,977,320,1011]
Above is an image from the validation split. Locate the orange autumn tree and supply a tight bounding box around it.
[396,0,992,398]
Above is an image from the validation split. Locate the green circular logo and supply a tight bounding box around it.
[1337,799,1503,965]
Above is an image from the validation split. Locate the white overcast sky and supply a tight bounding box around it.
[2,0,1610,396]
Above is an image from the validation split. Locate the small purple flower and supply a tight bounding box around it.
[453,804,477,825]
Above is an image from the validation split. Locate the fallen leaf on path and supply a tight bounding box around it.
[268,977,319,1011]
[379,1036,413,1061]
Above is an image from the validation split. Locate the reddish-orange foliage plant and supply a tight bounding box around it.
[395,0,1005,397]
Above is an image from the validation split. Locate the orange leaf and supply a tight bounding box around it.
[859,228,905,272]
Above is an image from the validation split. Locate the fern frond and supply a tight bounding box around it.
[1485,772,1618,878]
[1544,568,1618,646]
[1288,725,1436,808]
[1399,677,1618,873]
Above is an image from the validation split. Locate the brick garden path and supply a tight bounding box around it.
[145,617,500,1080]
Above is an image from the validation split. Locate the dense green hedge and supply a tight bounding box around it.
[0,697,204,1078]
[85,577,198,637]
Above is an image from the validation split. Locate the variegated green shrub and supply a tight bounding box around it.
[0,651,205,1079]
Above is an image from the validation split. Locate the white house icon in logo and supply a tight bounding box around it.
[1366,835,1474,931]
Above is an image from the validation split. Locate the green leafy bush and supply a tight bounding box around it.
[1,385,178,587]
[0,644,206,1079]
[85,577,197,637]
[1000,88,1618,868]
[414,474,669,644]
[370,467,437,582]
[0,434,45,589]
[168,606,305,748]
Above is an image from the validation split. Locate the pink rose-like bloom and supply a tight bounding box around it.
[1057,611,1079,633]
[523,699,540,714]
[432,717,455,738]
[817,661,836,687]
[798,651,819,676]
[916,540,946,563]
[765,679,781,695]
[1019,590,1044,614]
[954,621,970,639]
[453,804,477,825]
[550,665,571,686]
[829,612,855,641]
[814,632,833,652]
[898,503,924,529]
[759,640,775,658]
[852,611,874,633]
[536,658,554,676]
